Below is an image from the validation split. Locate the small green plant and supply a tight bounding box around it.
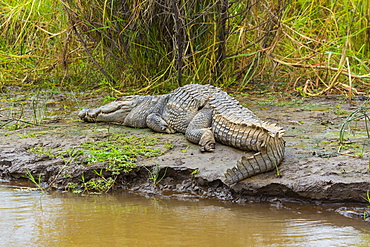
[338,103,369,160]
[362,190,370,220]
[296,86,306,97]
[143,164,167,185]
[31,97,49,124]
[4,123,22,131]
[84,177,115,193]
[18,131,45,139]
[27,146,58,158]
[191,169,199,176]
[339,103,370,143]
[92,169,104,176]
[274,161,281,177]
[102,95,117,104]
[79,169,116,193]
[333,105,348,116]
[165,142,174,150]
[25,168,45,192]
[357,144,365,159]
[337,143,366,159]
[67,182,82,193]
[364,190,370,203]
[81,172,86,184]
[62,172,72,179]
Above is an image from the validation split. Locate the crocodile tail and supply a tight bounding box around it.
[224,136,285,184]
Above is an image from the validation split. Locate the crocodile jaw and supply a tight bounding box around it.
[78,95,139,123]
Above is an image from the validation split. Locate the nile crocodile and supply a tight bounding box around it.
[78,84,285,184]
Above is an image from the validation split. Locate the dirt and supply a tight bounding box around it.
[1,88,370,219]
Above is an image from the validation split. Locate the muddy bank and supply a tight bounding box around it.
[0,90,369,210]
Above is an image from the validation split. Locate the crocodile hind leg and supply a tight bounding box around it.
[185,106,215,152]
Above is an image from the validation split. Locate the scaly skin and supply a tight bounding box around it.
[78,84,285,184]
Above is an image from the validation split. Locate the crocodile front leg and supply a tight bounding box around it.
[146,113,176,134]
[185,106,215,152]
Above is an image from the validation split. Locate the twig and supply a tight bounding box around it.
[216,0,229,77]
[0,118,70,128]
[338,152,358,158]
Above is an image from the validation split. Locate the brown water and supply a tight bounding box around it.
[1,182,369,247]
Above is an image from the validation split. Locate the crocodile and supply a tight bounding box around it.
[78,84,285,184]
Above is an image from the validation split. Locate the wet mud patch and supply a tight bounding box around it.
[1,89,370,220]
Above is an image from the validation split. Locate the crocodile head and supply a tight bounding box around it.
[78,95,140,123]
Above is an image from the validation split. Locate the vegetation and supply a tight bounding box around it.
[26,134,172,193]
[338,100,369,160]
[25,168,46,192]
[0,0,369,95]
[143,164,168,185]
[339,101,370,143]
[61,135,168,174]
[363,190,370,220]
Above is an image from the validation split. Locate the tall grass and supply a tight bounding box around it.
[0,0,108,90]
[0,0,369,94]
[276,0,370,96]
[0,1,64,85]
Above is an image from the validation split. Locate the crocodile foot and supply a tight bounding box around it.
[199,128,215,152]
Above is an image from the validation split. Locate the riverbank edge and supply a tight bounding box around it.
[1,143,369,204]
[1,134,370,222]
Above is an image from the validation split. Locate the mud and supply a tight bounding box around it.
[1,89,370,217]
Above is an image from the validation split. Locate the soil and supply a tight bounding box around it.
[1,88,370,220]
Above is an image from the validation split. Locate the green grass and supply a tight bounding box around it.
[363,190,370,220]
[27,134,172,193]
[65,137,163,174]
[25,168,45,192]
[27,134,171,175]
[25,133,172,193]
